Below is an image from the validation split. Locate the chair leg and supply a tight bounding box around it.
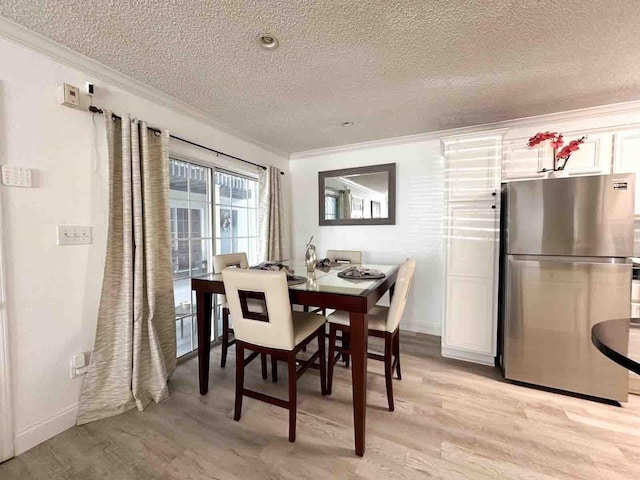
[301,306,308,352]
[327,324,336,395]
[288,353,297,442]
[318,328,327,395]
[271,355,278,382]
[394,330,402,380]
[342,331,351,367]
[384,333,395,412]
[261,353,268,380]
[221,308,230,368]
[234,343,244,421]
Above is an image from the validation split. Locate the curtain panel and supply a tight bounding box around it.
[338,189,352,219]
[77,113,176,425]
[258,166,284,262]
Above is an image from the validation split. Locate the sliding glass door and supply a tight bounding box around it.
[169,158,259,358]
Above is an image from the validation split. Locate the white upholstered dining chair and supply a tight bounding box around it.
[327,258,416,411]
[326,249,363,264]
[213,253,268,377]
[222,268,327,442]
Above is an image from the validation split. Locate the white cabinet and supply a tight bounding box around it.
[559,134,612,175]
[502,133,613,181]
[444,134,502,201]
[441,132,503,365]
[442,202,498,364]
[613,129,640,213]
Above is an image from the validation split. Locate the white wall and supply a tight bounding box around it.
[290,141,445,335]
[0,36,289,455]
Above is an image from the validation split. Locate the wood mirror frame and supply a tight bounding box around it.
[318,163,396,226]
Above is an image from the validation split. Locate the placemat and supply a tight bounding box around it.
[287,275,307,286]
[337,267,386,280]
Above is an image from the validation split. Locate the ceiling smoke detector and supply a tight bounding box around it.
[342,121,354,127]
[257,33,279,50]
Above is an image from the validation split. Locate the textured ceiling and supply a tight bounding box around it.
[2,1,640,153]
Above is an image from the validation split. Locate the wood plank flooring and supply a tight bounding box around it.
[1,332,639,479]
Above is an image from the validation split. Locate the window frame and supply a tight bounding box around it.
[169,152,260,361]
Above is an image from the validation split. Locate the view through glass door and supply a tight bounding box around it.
[169,158,259,357]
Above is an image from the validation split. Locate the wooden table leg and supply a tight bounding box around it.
[350,311,368,457]
[197,291,213,395]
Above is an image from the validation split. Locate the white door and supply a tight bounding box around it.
[442,201,499,364]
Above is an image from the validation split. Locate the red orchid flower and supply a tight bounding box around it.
[527,133,587,171]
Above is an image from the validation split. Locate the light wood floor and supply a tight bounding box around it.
[2,333,640,479]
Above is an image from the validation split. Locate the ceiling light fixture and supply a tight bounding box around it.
[342,121,354,127]
[257,33,279,50]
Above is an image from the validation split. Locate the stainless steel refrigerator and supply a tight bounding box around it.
[501,173,636,402]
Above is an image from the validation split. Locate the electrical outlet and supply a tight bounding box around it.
[70,353,88,379]
[57,225,92,245]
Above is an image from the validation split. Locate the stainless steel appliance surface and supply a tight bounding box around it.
[502,173,636,402]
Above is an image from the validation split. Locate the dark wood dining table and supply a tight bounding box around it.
[591,317,640,375]
[191,261,400,457]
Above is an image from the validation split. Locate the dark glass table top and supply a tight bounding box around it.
[591,318,640,375]
[192,261,399,296]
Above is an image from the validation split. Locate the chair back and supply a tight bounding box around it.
[213,252,249,272]
[326,249,362,264]
[222,268,295,350]
[386,258,416,332]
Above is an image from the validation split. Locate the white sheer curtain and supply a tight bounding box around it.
[258,166,284,262]
[77,112,176,425]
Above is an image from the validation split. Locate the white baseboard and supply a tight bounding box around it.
[441,347,496,367]
[401,322,441,336]
[14,403,78,455]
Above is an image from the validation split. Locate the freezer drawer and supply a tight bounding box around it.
[504,255,631,402]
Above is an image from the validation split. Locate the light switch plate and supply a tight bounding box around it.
[57,225,92,245]
[2,165,32,187]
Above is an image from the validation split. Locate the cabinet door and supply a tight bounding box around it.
[502,139,546,181]
[614,130,640,213]
[442,201,498,361]
[443,134,503,201]
[503,134,612,181]
[558,134,612,176]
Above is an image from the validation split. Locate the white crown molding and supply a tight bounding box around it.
[0,16,288,159]
[291,100,640,160]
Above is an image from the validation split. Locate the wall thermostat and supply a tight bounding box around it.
[58,83,80,108]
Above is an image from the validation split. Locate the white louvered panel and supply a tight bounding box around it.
[443,134,503,202]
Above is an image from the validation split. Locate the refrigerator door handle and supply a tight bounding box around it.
[510,255,631,265]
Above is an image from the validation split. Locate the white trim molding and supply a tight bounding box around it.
[401,323,441,337]
[0,16,287,160]
[441,347,495,367]
[0,194,14,462]
[14,404,79,456]
[291,102,640,160]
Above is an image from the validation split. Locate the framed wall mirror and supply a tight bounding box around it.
[318,163,396,226]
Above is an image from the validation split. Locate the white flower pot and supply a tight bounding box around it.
[547,169,569,179]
